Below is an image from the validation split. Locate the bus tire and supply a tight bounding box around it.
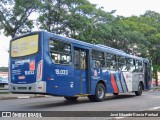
[135,83,143,96]
[64,97,78,101]
[88,83,105,102]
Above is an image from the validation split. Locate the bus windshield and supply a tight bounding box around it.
[11,34,39,57]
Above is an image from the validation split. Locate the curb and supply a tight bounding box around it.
[150,88,160,91]
[0,97,18,100]
[17,96,30,99]
[0,95,46,100]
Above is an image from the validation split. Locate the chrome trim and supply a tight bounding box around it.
[9,81,46,93]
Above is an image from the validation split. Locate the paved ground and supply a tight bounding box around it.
[0,89,45,99]
[0,91,160,120]
[1,91,160,111]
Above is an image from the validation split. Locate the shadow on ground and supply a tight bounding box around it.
[24,94,136,109]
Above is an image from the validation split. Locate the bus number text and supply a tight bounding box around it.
[55,69,68,75]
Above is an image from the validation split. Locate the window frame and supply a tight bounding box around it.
[92,49,105,68]
[126,58,136,72]
[74,49,87,70]
[135,59,143,72]
[116,55,127,71]
[49,38,72,65]
[105,52,117,70]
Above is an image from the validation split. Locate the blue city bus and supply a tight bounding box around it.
[9,31,151,102]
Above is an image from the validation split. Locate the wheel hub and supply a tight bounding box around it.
[98,88,104,99]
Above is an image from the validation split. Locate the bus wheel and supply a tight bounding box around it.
[88,83,105,102]
[135,83,142,96]
[113,93,119,95]
[64,97,78,101]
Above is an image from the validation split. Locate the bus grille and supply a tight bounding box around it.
[18,87,27,90]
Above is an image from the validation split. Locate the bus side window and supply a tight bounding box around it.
[138,60,143,72]
[117,56,127,71]
[135,60,143,72]
[126,58,136,72]
[106,53,116,70]
[81,50,86,70]
[49,39,71,65]
[74,50,80,69]
[92,50,104,68]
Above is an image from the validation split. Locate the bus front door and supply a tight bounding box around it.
[144,62,151,89]
[74,48,89,95]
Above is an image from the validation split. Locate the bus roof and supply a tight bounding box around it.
[12,31,144,61]
[45,31,143,60]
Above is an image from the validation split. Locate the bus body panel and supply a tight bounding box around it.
[105,71,114,93]
[115,72,123,93]
[90,68,145,94]
[90,68,105,95]
[9,32,46,93]
[11,57,37,84]
[44,64,75,96]
[119,72,128,92]
[43,33,75,96]
[121,72,145,92]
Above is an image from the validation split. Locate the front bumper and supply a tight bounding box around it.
[9,81,46,93]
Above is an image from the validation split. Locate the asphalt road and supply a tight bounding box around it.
[0,91,160,120]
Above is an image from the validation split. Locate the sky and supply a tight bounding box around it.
[0,32,10,67]
[89,0,160,17]
[1,0,160,67]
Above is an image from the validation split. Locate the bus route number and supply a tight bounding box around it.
[55,69,68,75]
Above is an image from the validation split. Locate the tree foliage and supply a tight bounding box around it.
[0,67,8,72]
[38,0,114,43]
[0,0,40,38]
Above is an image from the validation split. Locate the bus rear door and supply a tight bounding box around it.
[74,47,89,95]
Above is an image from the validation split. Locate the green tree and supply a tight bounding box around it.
[102,16,146,56]
[0,67,8,72]
[0,0,40,38]
[38,0,114,43]
[122,11,160,85]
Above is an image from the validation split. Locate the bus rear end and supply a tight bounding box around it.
[9,32,46,94]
